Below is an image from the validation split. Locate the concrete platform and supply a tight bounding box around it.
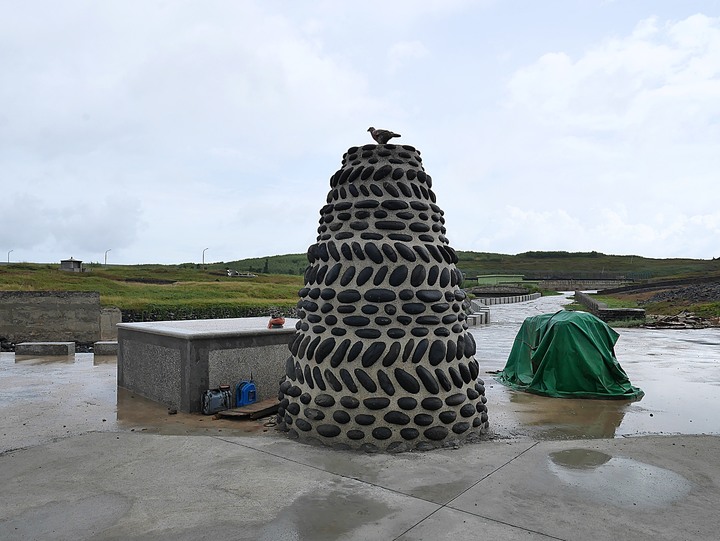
[117,317,297,413]
[15,341,74,356]
[93,341,118,355]
[0,432,717,540]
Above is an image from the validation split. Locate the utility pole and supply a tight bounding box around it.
[7,249,13,263]
[202,248,209,265]
[104,249,111,266]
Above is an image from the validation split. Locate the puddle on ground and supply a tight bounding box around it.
[548,448,693,509]
[255,484,395,541]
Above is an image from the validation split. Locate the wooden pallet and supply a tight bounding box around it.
[215,398,279,420]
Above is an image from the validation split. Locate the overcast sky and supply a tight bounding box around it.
[1,1,718,265]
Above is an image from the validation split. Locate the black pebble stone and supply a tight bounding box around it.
[287,403,300,415]
[397,397,418,410]
[467,388,480,400]
[435,369,453,392]
[312,366,326,390]
[365,243,383,264]
[330,339,352,368]
[356,329,382,339]
[414,414,434,426]
[402,303,426,315]
[394,368,420,394]
[295,419,312,432]
[280,380,291,394]
[377,370,396,395]
[314,338,336,364]
[333,410,351,424]
[304,408,325,421]
[362,305,379,314]
[388,233,413,242]
[364,288,397,302]
[439,411,457,424]
[362,230,383,238]
[460,404,476,418]
[459,362,472,383]
[433,303,451,314]
[361,342,386,368]
[340,396,360,408]
[347,341,364,362]
[331,328,347,337]
[364,397,391,410]
[428,340,446,366]
[317,424,341,438]
[421,397,443,411]
[449,367,464,388]
[400,428,419,440]
[452,422,470,434]
[387,328,406,339]
[373,266,388,285]
[324,263,342,285]
[384,411,411,425]
[339,369,358,393]
[395,243,416,261]
[372,427,393,440]
[339,266,356,286]
[356,267,373,286]
[417,315,440,325]
[355,414,375,425]
[360,166,374,180]
[415,365,440,394]
[315,393,335,408]
[300,391,312,404]
[424,426,449,441]
[337,290,361,303]
[286,385,302,397]
[374,316,392,325]
[411,328,429,337]
[469,359,480,380]
[411,339,429,363]
[354,368,378,392]
[352,242,366,260]
[445,340,457,362]
[343,315,370,326]
[285,357,296,379]
[445,393,466,406]
[410,266,426,287]
[347,429,365,440]
[382,342,401,366]
[388,266,408,286]
[382,199,409,210]
[373,165,392,181]
[381,244,398,262]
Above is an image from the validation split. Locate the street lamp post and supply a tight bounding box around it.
[7,249,13,263]
[202,248,209,265]
[104,249,112,266]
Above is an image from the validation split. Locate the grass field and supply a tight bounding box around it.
[2,250,718,317]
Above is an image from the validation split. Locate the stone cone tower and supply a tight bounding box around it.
[277,143,489,452]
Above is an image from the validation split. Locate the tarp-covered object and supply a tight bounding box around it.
[498,310,644,400]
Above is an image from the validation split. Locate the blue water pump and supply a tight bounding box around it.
[236,375,257,407]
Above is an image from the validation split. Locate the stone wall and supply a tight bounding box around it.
[574,291,645,322]
[0,291,101,342]
[540,279,630,291]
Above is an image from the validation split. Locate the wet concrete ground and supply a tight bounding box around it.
[470,293,720,440]
[2,296,720,539]
[2,292,719,454]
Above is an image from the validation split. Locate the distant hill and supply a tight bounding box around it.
[220,250,720,282]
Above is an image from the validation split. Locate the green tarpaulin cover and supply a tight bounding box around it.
[498,310,644,400]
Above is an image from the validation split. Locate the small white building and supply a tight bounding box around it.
[60,257,84,272]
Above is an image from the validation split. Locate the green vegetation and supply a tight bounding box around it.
[0,263,303,313]
[2,250,718,318]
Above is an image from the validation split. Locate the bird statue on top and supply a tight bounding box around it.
[367,126,401,144]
